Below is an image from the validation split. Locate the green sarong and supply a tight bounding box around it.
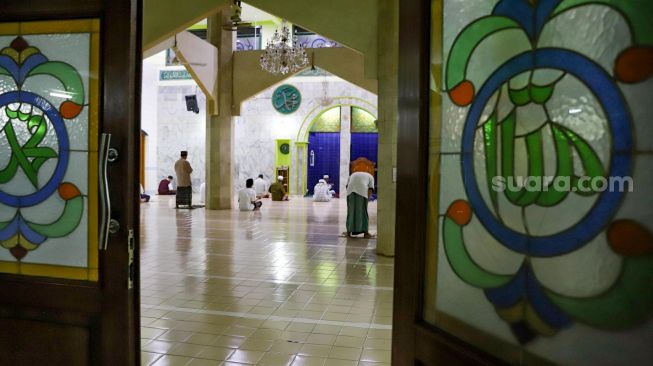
[346,193,369,235]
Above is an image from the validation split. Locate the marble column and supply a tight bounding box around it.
[205,12,235,209]
[294,142,308,196]
[339,106,352,195]
[376,0,399,256]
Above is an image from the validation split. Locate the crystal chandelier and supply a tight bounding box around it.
[259,21,308,75]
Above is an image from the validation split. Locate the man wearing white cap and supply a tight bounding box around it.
[269,175,289,201]
[323,175,336,197]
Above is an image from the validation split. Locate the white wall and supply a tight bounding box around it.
[156,85,206,192]
[141,52,165,193]
[141,52,207,194]
[233,76,377,195]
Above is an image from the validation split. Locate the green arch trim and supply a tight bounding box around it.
[310,106,342,132]
[294,97,377,195]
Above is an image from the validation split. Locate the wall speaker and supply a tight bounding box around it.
[185,95,199,114]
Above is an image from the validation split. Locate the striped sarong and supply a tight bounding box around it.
[176,186,192,207]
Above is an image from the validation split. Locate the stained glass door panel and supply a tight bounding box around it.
[0,20,99,281]
[426,0,653,364]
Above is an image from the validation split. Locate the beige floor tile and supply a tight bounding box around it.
[334,336,365,348]
[291,355,327,366]
[227,349,265,364]
[286,323,316,333]
[305,334,337,346]
[158,330,193,342]
[196,346,234,361]
[363,338,391,350]
[222,325,257,338]
[239,338,274,352]
[186,333,220,346]
[280,331,310,343]
[185,359,221,366]
[328,346,362,361]
[141,351,163,366]
[212,336,247,349]
[312,325,342,335]
[250,328,283,340]
[258,352,296,366]
[298,344,332,358]
[142,340,176,354]
[140,199,393,366]
[339,328,369,338]
[268,340,303,355]
[365,329,392,339]
[169,343,206,357]
[359,349,391,363]
[324,359,357,366]
[261,320,291,330]
[357,362,390,366]
[322,313,350,322]
[151,354,193,366]
[142,327,168,339]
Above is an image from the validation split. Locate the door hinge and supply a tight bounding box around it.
[127,229,135,289]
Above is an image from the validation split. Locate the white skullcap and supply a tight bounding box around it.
[278,176,284,181]
[323,175,329,179]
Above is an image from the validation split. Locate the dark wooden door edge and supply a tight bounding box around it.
[414,323,507,366]
[392,0,431,364]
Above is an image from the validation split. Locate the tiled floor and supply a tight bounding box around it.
[140,196,393,366]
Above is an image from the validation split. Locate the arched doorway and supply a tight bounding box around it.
[307,106,341,195]
[301,103,379,196]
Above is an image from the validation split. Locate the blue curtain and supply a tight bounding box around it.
[307,132,341,195]
[350,133,378,163]
[351,133,379,199]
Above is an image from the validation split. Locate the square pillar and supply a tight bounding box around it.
[339,106,352,195]
[205,12,235,209]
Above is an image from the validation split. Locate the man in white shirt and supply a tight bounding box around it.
[343,171,375,238]
[238,178,262,211]
[313,179,332,202]
[254,174,270,199]
[323,174,336,198]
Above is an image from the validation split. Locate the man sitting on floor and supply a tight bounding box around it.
[269,176,289,201]
[313,179,332,202]
[254,174,270,199]
[238,178,262,211]
[158,175,176,195]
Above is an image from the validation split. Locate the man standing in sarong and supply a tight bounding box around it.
[343,171,375,238]
[174,151,193,208]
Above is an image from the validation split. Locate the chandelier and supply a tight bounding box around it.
[259,21,308,75]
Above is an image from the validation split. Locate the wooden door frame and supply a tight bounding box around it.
[140,130,148,188]
[0,1,142,365]
[392,0,504,364]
